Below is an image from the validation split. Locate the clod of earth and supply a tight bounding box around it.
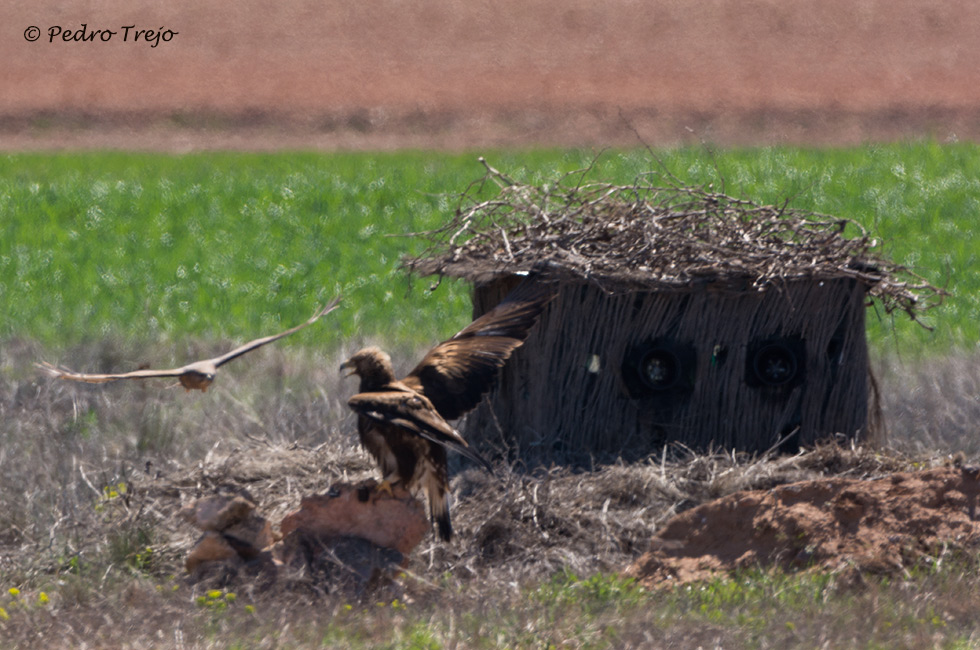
[624,465,980,586]
[182,492,276,574]
[182,479,429,594]
[278,479,429,556]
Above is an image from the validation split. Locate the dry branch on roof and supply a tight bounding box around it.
[404,158,945,321]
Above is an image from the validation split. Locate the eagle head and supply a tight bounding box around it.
[340,346,396,389]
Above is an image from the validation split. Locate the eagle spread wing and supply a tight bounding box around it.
[401,277,554,419]
[341,274,554,541]
[210,295,341,368]
[35,361,191,383]
[37,295,341,391]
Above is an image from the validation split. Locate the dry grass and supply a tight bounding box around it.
[875,350,980,456]
[1,339,979,648]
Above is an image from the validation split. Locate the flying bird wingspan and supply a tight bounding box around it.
[36,294,341,391]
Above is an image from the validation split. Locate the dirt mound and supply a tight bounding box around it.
[625,465,980,586]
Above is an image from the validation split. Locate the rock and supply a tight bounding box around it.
[272,479,430,595]
[180,494,256,532]
[224,515,277,559]
[279,479,429,556]
[185,531,240,573]
[181,491,276,583]
[182,479,429,595]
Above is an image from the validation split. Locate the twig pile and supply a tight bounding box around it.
[405,158,944,321]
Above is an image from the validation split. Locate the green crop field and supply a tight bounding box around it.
[1,143,977,354]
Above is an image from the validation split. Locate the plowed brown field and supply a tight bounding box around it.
[4,0,980,150]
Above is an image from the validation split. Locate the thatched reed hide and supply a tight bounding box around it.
[466,276,869,465]
[404,160,942,466]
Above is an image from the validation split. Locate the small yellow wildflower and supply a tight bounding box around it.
[244,604,256,615]
[224,592,237,602]
[38,593,49,605]
[7,588,19,597]
[207,589,223,600]
[0,607,9,620]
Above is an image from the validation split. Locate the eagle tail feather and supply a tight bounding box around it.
[428,487,453,542]
[435,507,452,542]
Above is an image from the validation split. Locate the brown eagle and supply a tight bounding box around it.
[37,296,341,392]
[340,276,553,541]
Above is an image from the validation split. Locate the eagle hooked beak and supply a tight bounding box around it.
[339,359,356,378]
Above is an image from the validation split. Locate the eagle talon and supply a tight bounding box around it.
[375,479,398,498]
